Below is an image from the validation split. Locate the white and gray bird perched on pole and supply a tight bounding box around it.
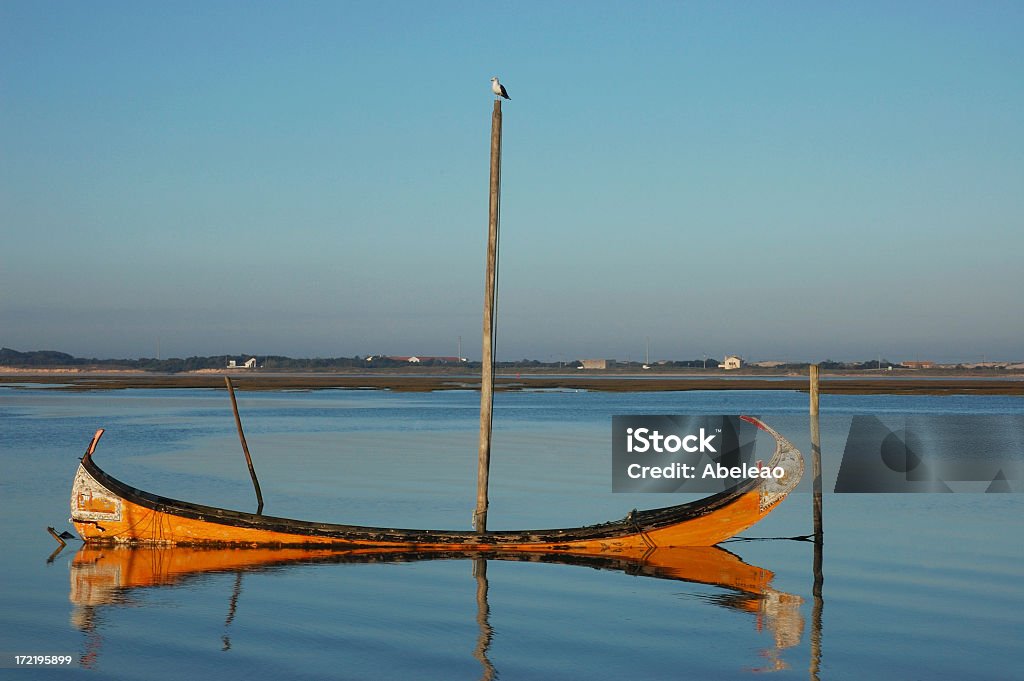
[491,77,510,100]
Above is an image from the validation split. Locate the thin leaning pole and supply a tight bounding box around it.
[475,98,502,533]
[225,376,264,514]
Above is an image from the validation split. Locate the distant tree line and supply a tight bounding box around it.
[3,348,1012,373]
[1,348,479,373]
[0,348,362,373]
[817,359,898,370]
[0,348,725,372]
[0,349,83,366]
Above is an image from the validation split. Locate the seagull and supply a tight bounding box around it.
[490,76,510,100]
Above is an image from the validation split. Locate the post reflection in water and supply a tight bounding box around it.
[68,545,809,675]
[472,558,495,681]
[222,572,243,652]
[810,538,824,681]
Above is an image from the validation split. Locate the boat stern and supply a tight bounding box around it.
[70,430,126,542]
[70,461,124,542]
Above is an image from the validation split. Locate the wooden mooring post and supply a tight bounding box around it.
[809,364,823,542]
[472,558,496,679]
[475,98,502,533]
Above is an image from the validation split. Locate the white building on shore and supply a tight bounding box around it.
[718,355,743,370]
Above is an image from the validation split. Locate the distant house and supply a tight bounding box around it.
[227,358,257,369]
[718,355,743,370]
[902,360,935,369]
[580,359,616,370]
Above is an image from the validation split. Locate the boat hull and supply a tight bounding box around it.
[71,416,803,550]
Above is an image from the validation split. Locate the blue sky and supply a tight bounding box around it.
[2,1,1022,363]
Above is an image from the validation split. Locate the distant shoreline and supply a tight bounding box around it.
[1,369,1022,395]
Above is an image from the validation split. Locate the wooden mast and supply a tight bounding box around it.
[475,98,502,533]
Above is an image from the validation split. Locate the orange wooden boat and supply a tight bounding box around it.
[70,415,802,549]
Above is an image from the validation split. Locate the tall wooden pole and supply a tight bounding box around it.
[475,99,502,533]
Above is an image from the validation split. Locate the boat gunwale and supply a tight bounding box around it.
[75,415,797,544]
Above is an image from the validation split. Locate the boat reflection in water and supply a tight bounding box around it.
[69,545,804,674]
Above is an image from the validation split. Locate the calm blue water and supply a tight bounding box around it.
[0,387,1021,679]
